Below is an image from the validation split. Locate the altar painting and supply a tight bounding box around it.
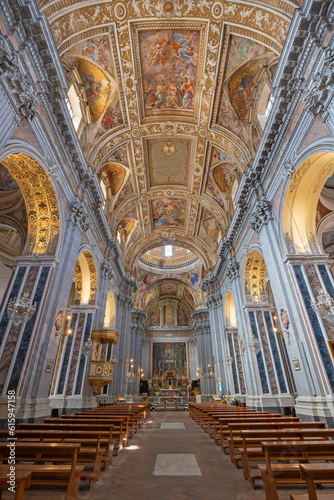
[152,342,187,378]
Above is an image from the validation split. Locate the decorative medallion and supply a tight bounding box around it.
[132,128,140,138]
[161,141,177,156]
[55,310,64,331]
[212,2,224,20]
[114,2,127,20]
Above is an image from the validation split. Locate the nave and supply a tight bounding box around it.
[3,407,334,500]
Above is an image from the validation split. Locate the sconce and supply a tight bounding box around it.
[273,314,289,336]
[55,312,73,338]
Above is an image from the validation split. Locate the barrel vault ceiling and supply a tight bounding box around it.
[37,0,300,308]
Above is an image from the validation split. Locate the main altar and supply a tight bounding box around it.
[148,365,191,406]
[159,388,183,406]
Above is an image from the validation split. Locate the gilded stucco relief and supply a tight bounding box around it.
[37,0,296,277]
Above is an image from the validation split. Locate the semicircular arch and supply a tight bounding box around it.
[1,152,60,256]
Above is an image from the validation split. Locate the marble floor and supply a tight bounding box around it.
[2,410,334,500]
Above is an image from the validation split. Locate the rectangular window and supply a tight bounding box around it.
[164,245,173,257]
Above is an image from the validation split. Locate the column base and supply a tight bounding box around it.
[295,395,334,427]
[246,394,296,413]
[0,397,51,423]
[49,395,97,414]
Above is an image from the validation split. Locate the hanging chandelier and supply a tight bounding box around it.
[248,334,262,354]
[205,363,215,379]
[7,289,37,326]
[81,336,93,357]
[310,286,334,322]
[126,370,136,382]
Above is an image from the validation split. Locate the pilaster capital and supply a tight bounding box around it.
[69,197,91,233]
[201,272,219,293]
[304,46,334,116]
[0,34,38,120]
[249,198,273,233]
[101,258,116,285]
[120,274,138,295]
[130,309,147,335]
[118,291,133,310]
[192,308,210,335]
[206,290,223,310]
[226,257,240,281]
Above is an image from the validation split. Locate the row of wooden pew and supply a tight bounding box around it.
[189,402,334,500]
[0,402,150,500]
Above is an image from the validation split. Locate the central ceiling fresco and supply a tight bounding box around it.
[38,0,300,317]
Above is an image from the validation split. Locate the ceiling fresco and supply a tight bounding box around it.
[39,0,299,308]
[133,22,207,122]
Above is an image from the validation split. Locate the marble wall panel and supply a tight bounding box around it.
[228,333,239,394]
[249,311,269,393]
[264,311,287,393]
[7,267,50,392]
[318,265,334,341]
[294,265,334,392]
[0,267,26,348]
[257,311,278,394]
[66,312,86,396]
[280,336,297,392]
[232,331,246,394]
[57,313,78,395]
[75,313,92,395]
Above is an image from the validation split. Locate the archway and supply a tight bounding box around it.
[1,153,60,255]
[244,250,290,396]
[282,152,334,254]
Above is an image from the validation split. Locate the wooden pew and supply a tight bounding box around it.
[220,417,300,456]
[64,413,133,441]
[208,412,276,446]
[0,442,84,500]
[227,421,326,467]
[17,423,117,465]
[88,407,146,434]
[44,418,127,454]
[238,428,334,488]
[258,440,334,500]
[0,470,31,500]
[200,409,264,436]
[0,429,114,472]
[207,410,265,443]
[290,463,334,500]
